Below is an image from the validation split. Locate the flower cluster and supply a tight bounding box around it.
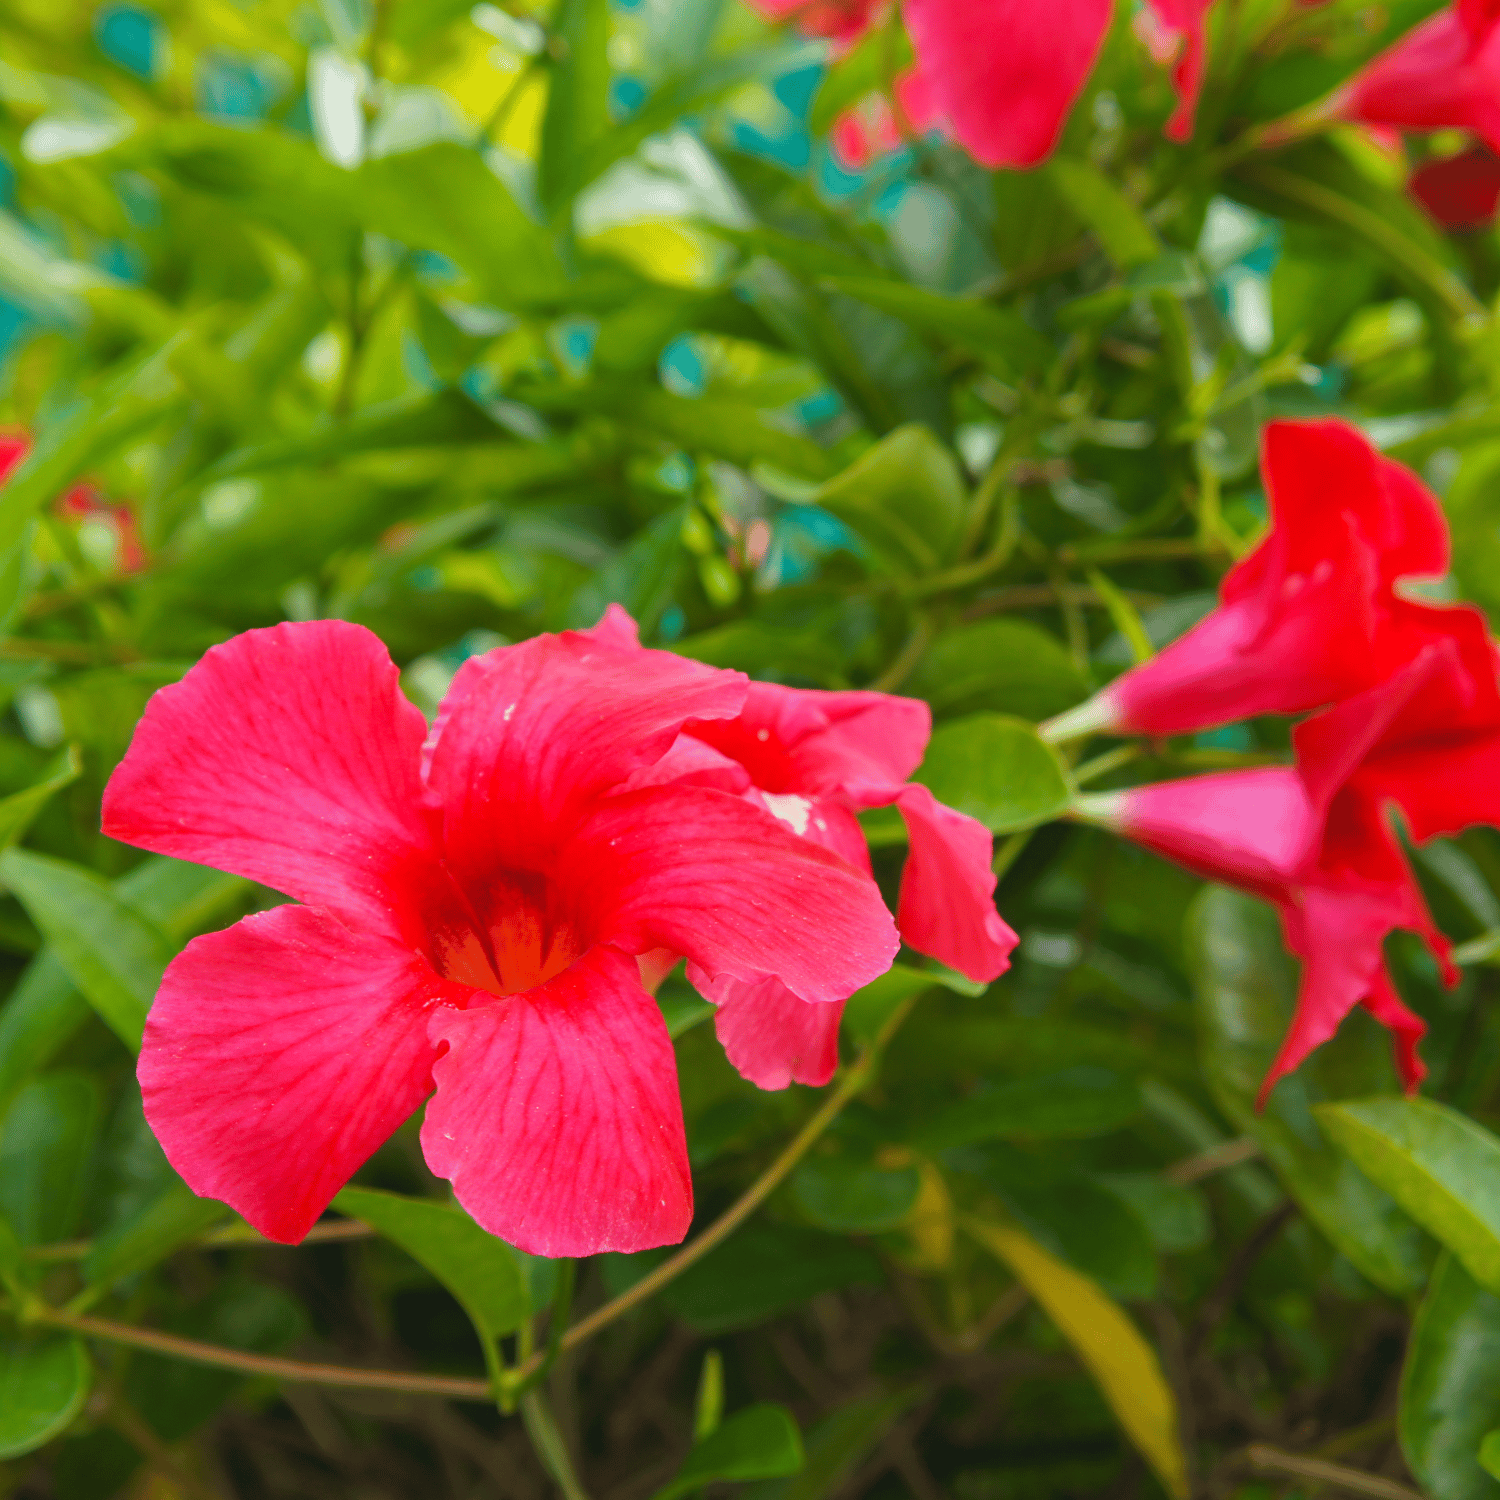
[103,611,1014,1256]
[1049,419,1500,1100]
[753,0,1500,233]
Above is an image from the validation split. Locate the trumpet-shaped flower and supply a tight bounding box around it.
[1340,0,1500,153]
[1085,627,1500,1099]
[103,622,899,1256]
[593,609,1016,1088]
[1044,420,1454,742]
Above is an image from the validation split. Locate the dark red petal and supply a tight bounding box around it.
[421,947,691,1257]
[137,906,447,1244]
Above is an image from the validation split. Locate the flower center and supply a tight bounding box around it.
[432,870,585,998]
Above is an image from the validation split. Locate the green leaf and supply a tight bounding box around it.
[1185,887,1429,1295]
[538,0,611,215]
[967,1218,1188,1499]
[1482,1431,1500,1483]
[332,1187,530,1346]
[1096,1173,1211,1255]
[914,713,1073,834]
[1315,1097,1500,1296]
[0,1072,102,1245]
[818,277,1051,378]
[358,144,567,309]
[0,746,79,851]
[904,620,1088,724]
[651,1404,804,1500]
[0,1335,91,1459]
[1045,158,1158,269]
[744,1389,922,1500]
[0,957,89,1120]
[916,1068,1142,1150]
[1401,1256,1500,1500]
[0,849,176,1053]
[83,1183,229,1292]
[806,424,967,573]
[791,1154,920,1233]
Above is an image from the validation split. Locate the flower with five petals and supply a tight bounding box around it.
[103,621,899,1256]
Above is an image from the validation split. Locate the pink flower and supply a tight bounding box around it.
[1339,0,1500,152]
[102,622,898,1255]
[1409,144,1500,228]
[593,608,1017,1089]
[1087,627,1500,1100]
[749,0,882,43]
[1044,420,1455,741]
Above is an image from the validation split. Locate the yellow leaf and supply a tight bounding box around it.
[582,224,727,289]
[966,1218,1188,1499]
[900,1158,955,1271]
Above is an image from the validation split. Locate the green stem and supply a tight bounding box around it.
[520,1387,592,1500]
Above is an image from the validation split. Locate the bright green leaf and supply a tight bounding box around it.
[915,713,1073,834]
[0,1335,91,1460]
[1316,1097,1500,1296]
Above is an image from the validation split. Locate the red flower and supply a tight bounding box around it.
[2,428,148,573]
[102,622,898,1254]
[749,0,881,42]
[900,0,1114,168]
[1409,144,1500,228]
[1043,420,1453,741]
[591,609,1015,1088]
[1339,0,1500,151]
[1085,630,1500,1099]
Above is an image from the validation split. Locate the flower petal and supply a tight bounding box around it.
[102,621,435,929]
[1148,0,1214,142]
[421,947,691,1257]
[707,974,844,1090]
[137,905,446,1243]
[892,783,1016,983]
[902,0,1113,168]
[574,785,899,1003]
[426,632,745,874]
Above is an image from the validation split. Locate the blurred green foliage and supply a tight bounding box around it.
[5,0,1500,1496]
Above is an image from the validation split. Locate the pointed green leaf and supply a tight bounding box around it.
[0,746,79,850]
[0,849,176,1052]
[83,1183,230,1291]
[1316,1097,1500,1295]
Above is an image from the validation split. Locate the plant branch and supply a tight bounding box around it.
[1245,1444,1423,1500]
[26,1305,492,1402]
